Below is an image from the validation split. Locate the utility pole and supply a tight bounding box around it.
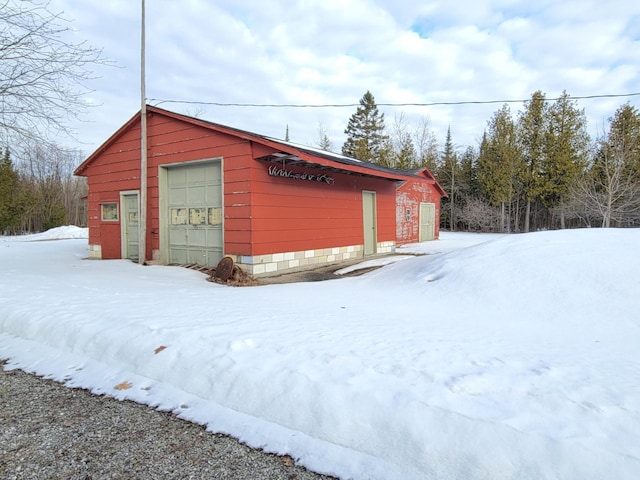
[139,0,147,265]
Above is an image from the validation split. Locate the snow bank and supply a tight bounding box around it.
[1,229,639,479]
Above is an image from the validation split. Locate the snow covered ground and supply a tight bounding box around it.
[1,227,639,479]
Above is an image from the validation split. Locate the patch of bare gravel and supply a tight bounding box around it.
[0,362,337,480]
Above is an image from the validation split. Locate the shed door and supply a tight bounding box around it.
[419,202,435,242]
[122,193,139,260]
[362,191,377,255]
[167,162,223,266]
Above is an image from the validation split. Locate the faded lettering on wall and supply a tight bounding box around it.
[268,165,335,185]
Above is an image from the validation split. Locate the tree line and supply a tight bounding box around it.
[0,144,87,234]
[2,91,638,235]
[2,2,638,235]
[330,90,640,232]
[1,1,99,235]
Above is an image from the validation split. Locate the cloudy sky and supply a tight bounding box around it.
[48,0,640,156]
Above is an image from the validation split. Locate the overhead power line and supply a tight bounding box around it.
[150,92,640,109]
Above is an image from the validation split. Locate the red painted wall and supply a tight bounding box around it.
[84,112,254,259]
[396,177,442,244]
[248,160,397,256]
[82,111,398,261]
[84,122,141,258]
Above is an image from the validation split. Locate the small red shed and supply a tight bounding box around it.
[74,106,445,276]
[396,168,447,245]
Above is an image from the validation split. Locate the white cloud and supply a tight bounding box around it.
[41,0,640,156]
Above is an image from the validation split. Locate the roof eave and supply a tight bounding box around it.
[74,105,448,193]
[257,152,407,181]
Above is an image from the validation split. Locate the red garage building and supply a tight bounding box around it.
[75,106,445,276]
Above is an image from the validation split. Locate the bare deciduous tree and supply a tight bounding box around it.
[568,138,640,227]
[413,116,439,172]
[566,104,640,228]
[458,197,500,232]
[1,0,108,145]
[315,121,333,152]
[388,113,417,169]
[16,142,87,231]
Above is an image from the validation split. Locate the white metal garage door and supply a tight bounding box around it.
[167,162,223,267]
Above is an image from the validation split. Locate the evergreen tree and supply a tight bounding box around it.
[315,122,333,152]
[342,91,389,163]
[543,92,590,228]
[413,116,439,172]
[438,127,458,230]
[455,146,481,230]
[517,91,548,232]
[394,133,417,169]
[607,102,640,178]
[0,147,26,233]
[376,137,396,168]
[458,146,480,200]
[478,105,523,232]
[389,113,417,169]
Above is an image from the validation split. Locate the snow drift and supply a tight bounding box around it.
[1,227,639,479]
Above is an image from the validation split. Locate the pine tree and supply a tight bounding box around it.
[389,113,417,169]
[438,127,458,230]
[455,146,481,230]
[315,122,333,152]
[458,146,480,200]
[342,91,389,163]
[377,137,396,168]
[394,133,417,169]
[413,116,439,172]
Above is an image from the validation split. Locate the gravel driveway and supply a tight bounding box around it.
[0,363,337,480]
